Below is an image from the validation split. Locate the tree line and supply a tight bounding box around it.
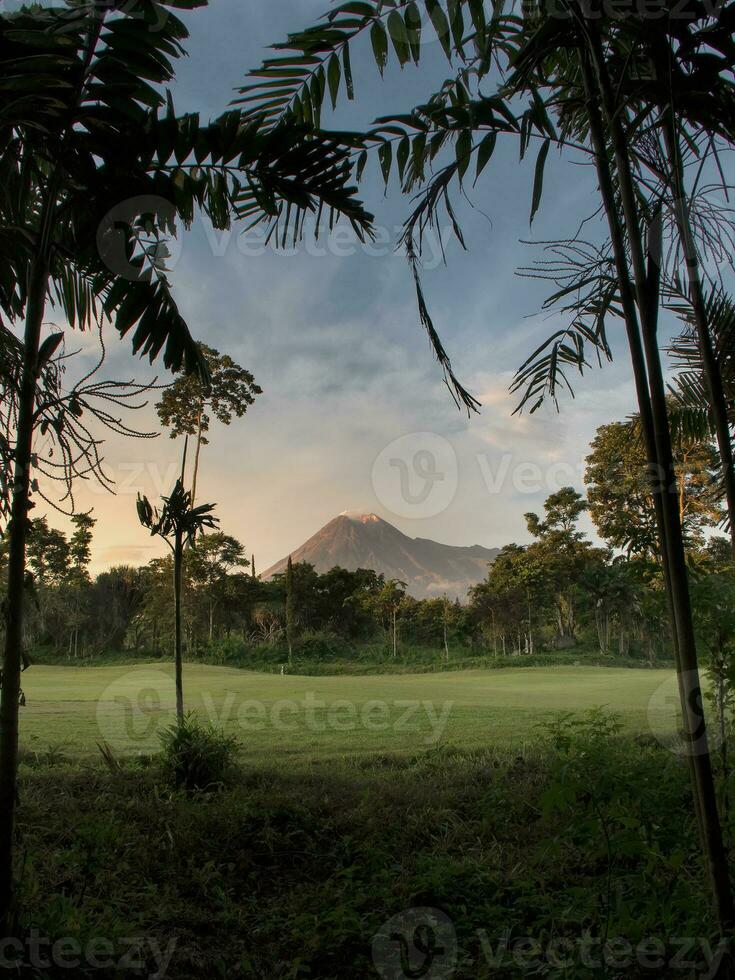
[4,410,730,675]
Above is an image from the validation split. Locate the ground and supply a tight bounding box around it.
[13,664,719,978]
[20,662,679,760]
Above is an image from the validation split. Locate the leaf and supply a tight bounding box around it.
[397,136,410,182]
[426,0,452,61]
[327,53,341,109]
[379,141,393,185]
[371,20,389,75]
[456,129,472,181]
[475,131,496,183]
[343,41,355,99]
[387,10,410,67]
[37,332,64,370]
[530,138,550,226]
[405,3,422,62]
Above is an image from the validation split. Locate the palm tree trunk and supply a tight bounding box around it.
[582,22,734,930]
[576,19,711,878]
[661,113,735,556]
[173,533,184,721]
[0,255,49,931]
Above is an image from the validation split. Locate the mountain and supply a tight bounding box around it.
[262,512,499,600]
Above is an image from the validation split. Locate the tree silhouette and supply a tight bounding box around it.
[156,344,261,503]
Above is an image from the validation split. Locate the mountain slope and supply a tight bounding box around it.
[262,513,498,600]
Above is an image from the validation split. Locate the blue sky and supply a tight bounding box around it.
[36,1,658,572]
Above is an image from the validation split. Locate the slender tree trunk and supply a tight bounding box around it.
[582,22,734,930]
[173,534,184,721]
[660,111,735,557]
[285,555,294,666]
[190,410,203,506]
[0,255,50,932]
[443,621,449,662]
[527,589,533,655]
[576,21,711,880]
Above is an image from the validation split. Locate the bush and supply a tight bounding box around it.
[159,713,239,793]
[204,635,250,664]
[294,628,352,661]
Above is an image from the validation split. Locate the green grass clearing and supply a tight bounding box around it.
[19,663,680,760]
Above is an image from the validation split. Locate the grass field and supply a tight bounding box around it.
[19,662,681,760]
[16,663,718,978]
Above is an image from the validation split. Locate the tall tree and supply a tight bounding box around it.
[586,419,721,557]
[285,555,295,666]
[156,345,261,503]
[137,480,218,720]
[187,532,249,643]
[525,488,591,644]
[69,513,95,581]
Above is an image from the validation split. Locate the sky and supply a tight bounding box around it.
[28,1,670,574]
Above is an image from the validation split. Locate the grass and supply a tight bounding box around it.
[12,663,722,978]
[19,662,681,760]
[15,732,715,978]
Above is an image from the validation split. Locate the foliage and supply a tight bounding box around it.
[137,480,218,550]
[157,344,261,444]
[586,417,721,556]
[156,343,262,500]
[158,713,239,794]
[14,730,720,977]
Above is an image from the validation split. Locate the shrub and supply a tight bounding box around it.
[159,713,239,793]
[205,635,250,664]
[294,628,352,661]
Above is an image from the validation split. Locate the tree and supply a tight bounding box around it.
[187,532,249,643]
[586,419,721,557]
[360,579,407,659]
[90,566,146,653]
[157,345,261,503]
[137,480,218,720]
[285,556,295,666]
[525,488,593,644]
[470,544,546,656]
[69,513,95,582]
[26,519,69,589]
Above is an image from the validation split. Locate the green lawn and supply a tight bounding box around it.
[19,662,681,760]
